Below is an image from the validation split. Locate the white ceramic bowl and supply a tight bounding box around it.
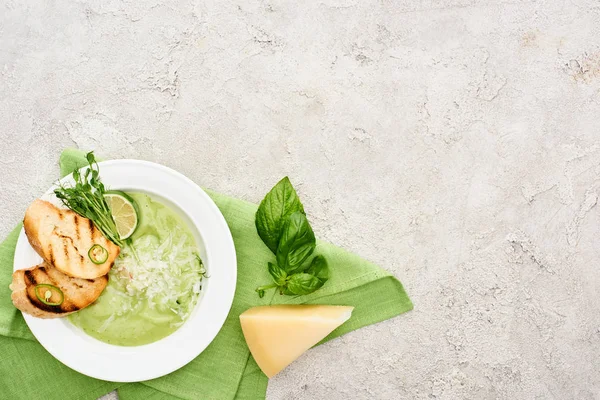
[13,160,237,382]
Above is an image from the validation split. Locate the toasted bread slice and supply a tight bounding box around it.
[23,200,120,279]
[10,263,108,319]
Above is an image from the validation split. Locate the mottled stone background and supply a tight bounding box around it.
[1,0,600,399]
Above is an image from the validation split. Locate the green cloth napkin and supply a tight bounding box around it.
[0,149,413,400]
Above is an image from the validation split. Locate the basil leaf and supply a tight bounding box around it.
[276,211,316,273]
[255,177,305,253]
[287,273,323,295]
[306,255,329,284]
[268,262,287,286]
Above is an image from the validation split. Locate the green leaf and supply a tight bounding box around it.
[268,262,287,286]
[276,212,315,273]
[281,287,294,296]
[86,151,96,165]
[306,255,329,285]
[286,273,323,295]
[255,177,305,253]
[257,289,265,298]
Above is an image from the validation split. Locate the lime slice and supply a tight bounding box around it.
[103,191,139,240]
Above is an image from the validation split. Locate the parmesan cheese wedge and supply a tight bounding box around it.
[239,304,354,378]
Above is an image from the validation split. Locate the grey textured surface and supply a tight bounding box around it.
[2,0,600,399]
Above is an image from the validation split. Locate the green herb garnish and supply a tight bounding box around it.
[254,177,329,297]
[195,254,208,278]
[54,152,124,247]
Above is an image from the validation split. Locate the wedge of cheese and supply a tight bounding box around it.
[239,304,354,378]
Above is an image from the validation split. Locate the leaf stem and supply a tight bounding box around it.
[255,283,278,292]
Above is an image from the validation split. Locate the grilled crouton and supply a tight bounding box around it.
[10,263,108,319]
[23,200,120,279]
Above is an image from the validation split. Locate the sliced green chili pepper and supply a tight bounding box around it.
[34,284,64,306]
[88,244,108,264]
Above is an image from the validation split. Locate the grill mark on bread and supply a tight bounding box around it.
[57,233,80,252]
[74,214,80,240]
[24,270,37,285]
[48,243,55,265]
[59,303,80,312]
[56,232,85,267]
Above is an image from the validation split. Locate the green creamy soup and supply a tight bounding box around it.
[69,192,205,346]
